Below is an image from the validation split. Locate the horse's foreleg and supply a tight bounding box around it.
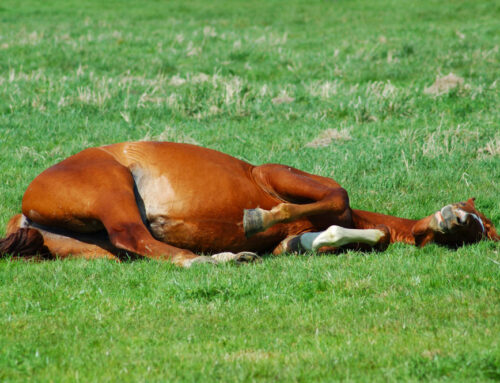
[245,164,351,236]
[351,209,421,245]
[272,225,390,254]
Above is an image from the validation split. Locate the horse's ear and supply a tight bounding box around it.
[484,218,499,241]
[467,197,476,207]
[477,212,499,241]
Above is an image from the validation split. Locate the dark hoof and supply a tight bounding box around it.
[243,208,265,238]
[235,251,262,264]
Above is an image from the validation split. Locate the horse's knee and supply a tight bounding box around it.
[334,187,350,212]
[330,188,353,227]
[323,187,350,218]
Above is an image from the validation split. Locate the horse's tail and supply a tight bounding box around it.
[0,228,51,259]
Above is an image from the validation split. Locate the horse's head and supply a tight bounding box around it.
[413,198,499,247]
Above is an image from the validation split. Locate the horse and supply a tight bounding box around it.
[1,141,498,267]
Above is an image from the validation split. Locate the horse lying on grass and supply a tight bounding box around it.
[1,141,498,267]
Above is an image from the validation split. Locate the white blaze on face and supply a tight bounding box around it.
[455,208,469,223]
[300,225,385,251]
[456,208,485,234]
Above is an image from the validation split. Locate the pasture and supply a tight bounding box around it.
[1,0,499,380]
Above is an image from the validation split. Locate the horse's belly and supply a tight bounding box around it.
[148,216,287,253]
[132,164,280,252]
[148,216,248,252]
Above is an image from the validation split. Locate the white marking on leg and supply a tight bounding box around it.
[300,225,385,251]
[182,255,217,268]
[211,252,239,262]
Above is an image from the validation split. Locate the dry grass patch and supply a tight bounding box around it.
[140,125,200,145]
[367,81,397,99]
[170,75,186,86]
[424,73,464,96]
[478,137,500,157]
[305,128,352,148]
[421,127,467,158]
[272,90,295,105]
[306,80,340,99]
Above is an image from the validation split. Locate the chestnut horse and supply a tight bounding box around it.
[1,141,498,267]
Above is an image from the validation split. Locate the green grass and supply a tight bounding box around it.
[0,0,499,381]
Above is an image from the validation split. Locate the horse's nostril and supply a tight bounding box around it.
[441,205,459,230]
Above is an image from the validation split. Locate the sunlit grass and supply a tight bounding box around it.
[0,0,499,381]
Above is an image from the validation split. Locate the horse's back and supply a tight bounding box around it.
[101,141,278,217]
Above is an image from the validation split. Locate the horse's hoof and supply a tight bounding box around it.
[235,251,262,264]
[243,208,265,237]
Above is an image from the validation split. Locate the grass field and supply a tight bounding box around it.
[1,0,499,381]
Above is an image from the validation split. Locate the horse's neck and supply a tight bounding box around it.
[351,209,419,244]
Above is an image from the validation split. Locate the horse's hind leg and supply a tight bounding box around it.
[3,214,259,264]
[3,213,120,260]
[30,228,122,261]
[20,148,211,267]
